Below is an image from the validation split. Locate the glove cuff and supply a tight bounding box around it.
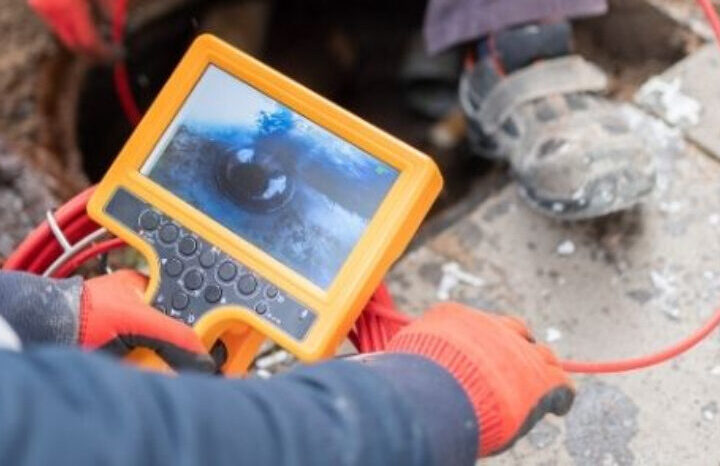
[0,272,81,346]
[388,331,506,456]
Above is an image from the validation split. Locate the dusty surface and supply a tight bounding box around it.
[385,4,720,463]
[0,0,86,193]
[388,117,720,463]
[0,139,58,261]
[0,0,90,261]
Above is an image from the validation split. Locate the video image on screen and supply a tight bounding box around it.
[144,66,399,289]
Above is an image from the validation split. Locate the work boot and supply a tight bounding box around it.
[460,21,656,220]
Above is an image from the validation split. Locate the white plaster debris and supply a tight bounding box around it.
[635,76,702,128]
[650,269,683,320]
[545,327,563,343]
[663,306,681,321]
[701,402,718,421]
[436,262,485,300]
[658,200,684,214]
[556,239,576,256]
[650,270,676,295]
[601,453,620,466]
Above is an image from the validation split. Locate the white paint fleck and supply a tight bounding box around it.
[635,76,702,128]
[436,262,484,300]
[556,239,576,256]
[650,270,675,295]
[601,452,620,466]
[659,200,683,214]
[545,327,563,343]
[663,306,681,321]
[701,402,717,421]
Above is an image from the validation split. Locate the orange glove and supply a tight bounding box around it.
[387,303,573,457]
[81,270,214,372]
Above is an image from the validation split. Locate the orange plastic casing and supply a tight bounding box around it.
[88,34,442,375]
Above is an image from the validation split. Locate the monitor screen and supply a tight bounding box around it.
[142,65,399,289]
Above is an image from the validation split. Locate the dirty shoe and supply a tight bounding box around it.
[460,23,656,220]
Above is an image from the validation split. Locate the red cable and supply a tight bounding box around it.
[52,238,126,278]
[4,187,97,271]
[112,0,142,126]
[698,0,720,45]
[560,309,720,373]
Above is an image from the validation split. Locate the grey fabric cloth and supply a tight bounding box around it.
[0,272,81,346]
[423,0,608,54]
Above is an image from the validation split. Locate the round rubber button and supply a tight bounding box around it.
[178,236,198,256]
[237,274,258,295]
[254,302,268,315]
[183,270,204,291]
[199,249,217,268]
[159,223,179,243]
[164,258,184,277]
[171,291,190,310]
[265,285,278,299]
[139,210,160,231]
[217,261,237,282]
[204,285,222,303]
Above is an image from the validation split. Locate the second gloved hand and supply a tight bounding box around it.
[387,303,574,457]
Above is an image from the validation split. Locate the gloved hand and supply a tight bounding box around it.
[81,270,214,371]
[387,303,573,457]
[0,269,213,372]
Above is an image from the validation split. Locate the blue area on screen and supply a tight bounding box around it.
[147,66,399,289]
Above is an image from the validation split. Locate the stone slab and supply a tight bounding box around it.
[388,132,720,464]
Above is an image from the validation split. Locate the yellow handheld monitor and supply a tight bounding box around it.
[88,34,442,375]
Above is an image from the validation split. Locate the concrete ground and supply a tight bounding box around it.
[387,21,720,466]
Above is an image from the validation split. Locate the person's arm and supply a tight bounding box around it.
[0,347,469,466]
[0,302,572,466]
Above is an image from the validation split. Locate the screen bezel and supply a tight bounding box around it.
[89,35,441,359]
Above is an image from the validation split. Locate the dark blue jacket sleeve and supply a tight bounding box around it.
[0,348,477,466]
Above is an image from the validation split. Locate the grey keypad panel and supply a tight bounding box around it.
[105,188,316,341]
